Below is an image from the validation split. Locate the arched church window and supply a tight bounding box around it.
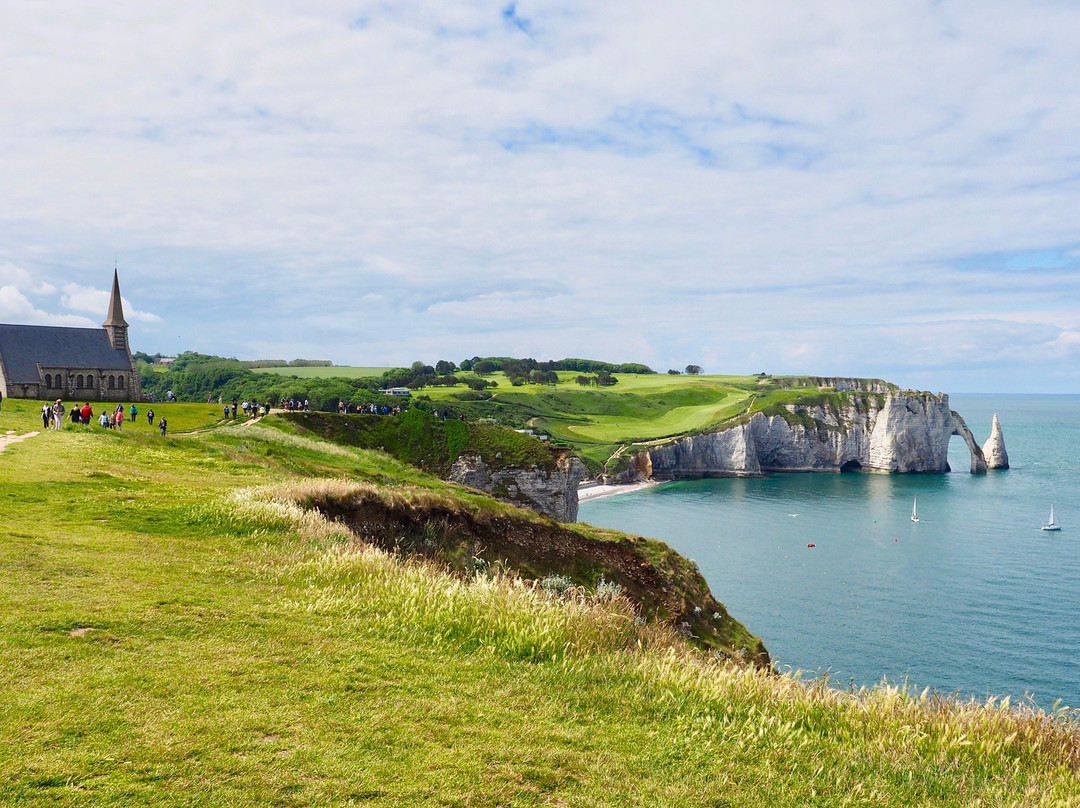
[77,375,84,388]
[87,376,95,389]
[45,374,52,388]
[108,375,115,390]
[118,375,125,389]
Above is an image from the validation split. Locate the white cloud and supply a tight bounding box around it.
[0,262,56,295]
[0,285,96,327]
[0,2,1078,390]
[60,282,161,324]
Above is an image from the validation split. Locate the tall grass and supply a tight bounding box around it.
[231,480,650,662]
[7,415,1080,805]
[238,477,1080,801]
[287,546,643,663]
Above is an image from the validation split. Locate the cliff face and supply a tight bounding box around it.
[448,450,587,522]
[640,390,991,479]
[282,410,585,521]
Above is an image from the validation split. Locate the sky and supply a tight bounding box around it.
[2,1,1079,393]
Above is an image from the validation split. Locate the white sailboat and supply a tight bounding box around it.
[911,496,919,523]
[1042,505,1061,532]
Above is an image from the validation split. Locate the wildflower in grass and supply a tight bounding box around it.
[595,578,623,599]
[540,574,574,595]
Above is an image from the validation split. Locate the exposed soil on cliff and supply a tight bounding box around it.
[307,485,769,667]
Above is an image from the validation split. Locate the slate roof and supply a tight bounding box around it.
[0,324,133,383]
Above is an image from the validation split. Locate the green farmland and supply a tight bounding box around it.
[251,365,393,379]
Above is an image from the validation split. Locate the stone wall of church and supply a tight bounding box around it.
[38,367,141,403]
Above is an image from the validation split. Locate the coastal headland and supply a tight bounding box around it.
[1,365,1069,805]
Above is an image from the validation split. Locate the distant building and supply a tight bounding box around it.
[378,387,412,397]
[0,270,141,402]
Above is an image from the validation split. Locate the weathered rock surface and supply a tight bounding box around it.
[982,413,1010,470]
[448,451,587,522]
[636,389,989,479]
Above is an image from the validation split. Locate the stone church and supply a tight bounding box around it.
[0,270,141,402]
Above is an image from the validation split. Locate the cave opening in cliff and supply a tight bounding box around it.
[840,459,863,472]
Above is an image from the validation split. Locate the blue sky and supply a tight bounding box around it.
[1,1,1079,392]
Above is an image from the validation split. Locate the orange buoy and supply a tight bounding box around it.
[807,543,816,548]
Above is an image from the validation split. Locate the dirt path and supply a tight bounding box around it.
[236,408,285,427]
[0,430,40,454]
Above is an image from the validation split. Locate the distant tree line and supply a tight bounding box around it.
[457,357,653,375]
[667,365,704,376]
[574,373,618,387]
[138,352,402,412]
[136,351,653,411]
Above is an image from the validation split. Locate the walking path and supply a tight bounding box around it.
[0,430,40,454]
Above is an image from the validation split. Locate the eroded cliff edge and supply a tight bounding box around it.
[282,409,585,521]
[300,482,769,666]
[615,384,998,481]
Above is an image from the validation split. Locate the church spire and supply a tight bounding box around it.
[102,269,129,352]
[103,268,128,328]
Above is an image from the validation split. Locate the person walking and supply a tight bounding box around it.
[115,405,124,431]
[42,403,51,429]
[129,403,138,423]
[147,408,154,426]
[52,400,65,429]
[159,416,167,437]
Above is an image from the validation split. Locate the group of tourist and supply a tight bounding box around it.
[337,402,404,416]
[41,399,168,436]
[279,398,311,412]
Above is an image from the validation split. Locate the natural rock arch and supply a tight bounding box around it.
[949,411,988,474]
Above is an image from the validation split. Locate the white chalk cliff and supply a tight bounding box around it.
[448,451,586,522]
[629,389,996,479]
[982,413,1010,470]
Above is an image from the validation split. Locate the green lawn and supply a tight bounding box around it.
[2,397,1077,806]
[6,399,227,434]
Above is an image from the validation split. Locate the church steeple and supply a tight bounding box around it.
[102,269,129,351]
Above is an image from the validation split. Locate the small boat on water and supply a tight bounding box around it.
[1042,505,1062,532]
[910,496,919,523]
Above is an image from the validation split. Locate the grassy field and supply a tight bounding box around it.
[251,366,394,379]
[3,397,1078,806]
[235,370,889,474]
[415,373,763,471]
[20,400,229,434]
[241,368,765,472]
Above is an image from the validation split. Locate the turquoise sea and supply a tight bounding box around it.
[579,394,1080,707]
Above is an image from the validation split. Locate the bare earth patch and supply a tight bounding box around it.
[0,431,39,454]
